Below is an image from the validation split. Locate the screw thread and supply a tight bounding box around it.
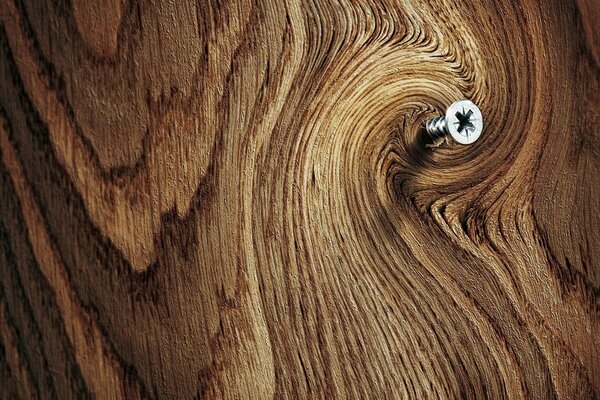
[425,116,448,139]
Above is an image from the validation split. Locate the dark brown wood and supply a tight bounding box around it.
[0,0,598,398]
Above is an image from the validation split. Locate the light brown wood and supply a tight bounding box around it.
[0,0,598,398]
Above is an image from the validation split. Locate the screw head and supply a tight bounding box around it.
[445,99,483,145]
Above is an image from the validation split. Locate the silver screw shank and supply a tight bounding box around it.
[425,116,449,139]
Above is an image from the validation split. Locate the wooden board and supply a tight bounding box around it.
[0,0,598,398]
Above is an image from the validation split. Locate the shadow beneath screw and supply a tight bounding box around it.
[407,124,435,168]
[390,123,435,202]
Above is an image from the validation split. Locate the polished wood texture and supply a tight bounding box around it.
[0,0,599,398]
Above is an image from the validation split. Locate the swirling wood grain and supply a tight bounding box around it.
[0,0,598,398]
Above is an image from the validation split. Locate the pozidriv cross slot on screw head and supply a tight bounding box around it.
[425,99,483,145]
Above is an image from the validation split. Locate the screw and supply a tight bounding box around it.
[425,99,483,145]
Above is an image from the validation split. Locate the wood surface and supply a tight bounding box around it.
[0,0,599,398]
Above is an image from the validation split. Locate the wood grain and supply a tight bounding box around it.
[0,0,598,398]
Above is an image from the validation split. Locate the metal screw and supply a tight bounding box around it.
[425,99,483,145]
